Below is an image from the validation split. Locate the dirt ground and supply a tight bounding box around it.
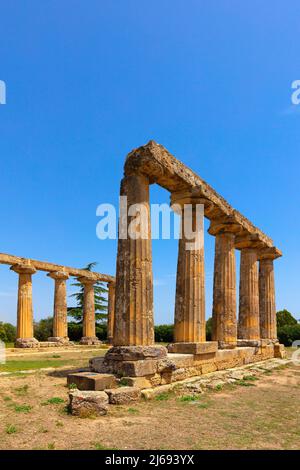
[0,350,299,450]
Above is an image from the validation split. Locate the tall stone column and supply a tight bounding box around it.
[237,248,260,341]
[79,277,101,345]
[47,271,69,343]
[259,248,281,340]
[11,263,38,348]
[113,174,154,347]
[168,193,210,355]
[107,282,115,345]
[209,220,240,349]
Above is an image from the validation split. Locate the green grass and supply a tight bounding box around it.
[155,392,170,401]
[0,358,79,372]
[197,403,209,409]
[215,384,223,391]
[15,385,29,395]
[14,404,32,413]
[3,396,12,402]
[178,395,199,403]
[47,443,55,450]
[127,407,139,414]
[93,442,119,450]
[42,397,65,406]
[236,380,256,387]
[6,424,17,434]
[243,375,259,382]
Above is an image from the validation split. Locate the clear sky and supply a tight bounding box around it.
[0,0,299,326]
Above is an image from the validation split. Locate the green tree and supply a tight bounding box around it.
[276,309,297,328]
[34,317,53,341]
[0,322,16,343]
[67,262,108,324]
[206,317,213,341]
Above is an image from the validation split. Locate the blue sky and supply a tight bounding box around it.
[0,0,299,325]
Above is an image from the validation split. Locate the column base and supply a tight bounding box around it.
[15,338,39,348]
[167,342,218,355]
[48,336,70,345]
[218,341,237,350]
[80,336,102,345]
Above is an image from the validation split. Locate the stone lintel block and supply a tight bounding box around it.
[237,339,261,348]
[69,390,108,417]
[105,387,141,405]
[216,349,239,361]
[193,352,216,364]
[218,341,237,350]
[67,372,117,391]
[121,360,158,377]
[79,336,102,345]
[167,342,218,355]
[15,338,39,348]
[105,345,167,362]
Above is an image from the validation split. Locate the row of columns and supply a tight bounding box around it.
[113,174,279,348]
[10,263,115,347]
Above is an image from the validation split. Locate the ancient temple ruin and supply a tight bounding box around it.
[85,140,284,392]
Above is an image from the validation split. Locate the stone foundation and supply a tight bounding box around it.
[87,342,286,390]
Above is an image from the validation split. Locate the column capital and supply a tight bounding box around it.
[208,217,242,237]
[10,263,37,275]
[258,247,282,261]
[235,233,265,251]
[77,275,97,285]
[170,191,214,217]
[47,270,69,281]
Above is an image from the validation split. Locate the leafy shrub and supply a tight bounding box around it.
[154,324,173,343]
[0,322,16,343]
[34,317,53,341]
[277,309,298,328]
[277,324,300,346]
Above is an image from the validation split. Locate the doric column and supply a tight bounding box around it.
[209,219,240,349]
[258,247,281,340]
[171,193,206,344]
[107,282,115,344]
[10,263,38,348]
[113,174,154,346]
[79,276,101,345]
[47,271,69,343]
[237,247,260,341]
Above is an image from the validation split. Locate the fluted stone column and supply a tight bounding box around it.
[171,194,206,348]
[113,174,154,347]
[47,271,69,343]
[11,263,38,348]
[79,277,101,345]
[238,248,260,341]
[259,252,278,340]
[107,282,115,344]
[209,221,240,349]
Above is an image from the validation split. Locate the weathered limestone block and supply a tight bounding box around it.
[201,361,218,374]
[120,360,158,377]
[148,374,162,387]
[164,353,195,369]
[157,358,177,373]
[69,390,108,417]
[215,349,243,370]
[105,345,167,362]
[89,357,108,373]
[106,387,141,405]
[168,342,217,355]
[238,248,260,340]
[67,372,117,391]
[170,368,190,382]
[121,376,153,389]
